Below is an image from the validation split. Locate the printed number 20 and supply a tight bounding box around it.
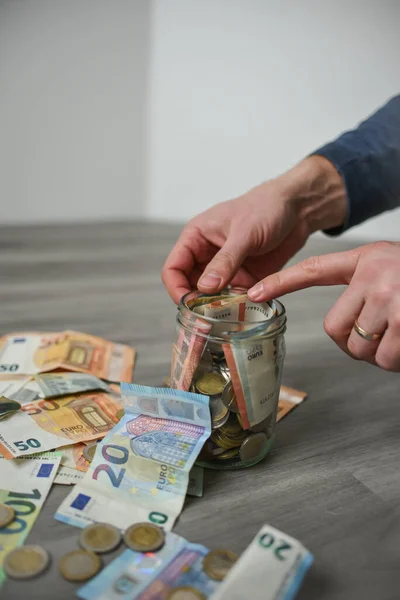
[92,444,128,488]
[259,533,292,561]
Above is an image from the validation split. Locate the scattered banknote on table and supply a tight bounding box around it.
[55,384,211,531]
[0,391,123,459]
[78,531,219,600]
[211,524,313,600]
[55,465,85,485]
[34,372,111,398]
[277,386,307,422]
[0,330,136,382]
[0,452,61,587]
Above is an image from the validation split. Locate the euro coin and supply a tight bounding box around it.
[79,523,122,554]
[217,448,239,460]
[239,432,267,463]
[166,586,206,599]
[59,549,101,582]
[221,381,238,413]
[83,442,98,463]
[116,408,125,420]
[4,545,50,580]
[123,522,165,552]
[195,371,226,397]
[0,503,15,528]
[203,549,238,581]
[163,376,171,388]
[250,414,273,435]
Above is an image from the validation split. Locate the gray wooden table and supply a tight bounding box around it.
[1,222,399,600]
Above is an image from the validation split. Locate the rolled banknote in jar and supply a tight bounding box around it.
[170,288,287,470]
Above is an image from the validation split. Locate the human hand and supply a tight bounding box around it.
[162,156,347,303]
[248,241,400,371]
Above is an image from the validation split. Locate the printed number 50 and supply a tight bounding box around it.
[14,439,41,451]
[92,444,128,488]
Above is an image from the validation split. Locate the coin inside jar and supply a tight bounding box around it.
[239,432,268,463]
[0,503,15,528]
[79,523,122,554]
[4,545,50,580]
[123,522,165,553]
[221,381,239,413]
[195,371,226,396]
[203,549,238,581]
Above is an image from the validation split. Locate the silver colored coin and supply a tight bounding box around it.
[4,545,50,580]
[249,414,274,436]
[221,381,238,414]
[239,432,268,463]
[0,503,15,527]
[83,442,98,463]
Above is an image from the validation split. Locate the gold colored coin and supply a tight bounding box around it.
[79,523,122,554]
[123,522,165,552]
[116,408,125,420]
[163,376,171,388]
[221,382,238,413]
[239,432,268,463]
[195,372,226,397]
[83,442,98,463]
[166,586,206,600]
[0,503,15,528]
[203,549,238,581]
[59,549,102,582]
[4,545,50,580]
[217,448,239,460]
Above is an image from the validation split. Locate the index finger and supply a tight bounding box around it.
[248,249,361,301]
[162,238,196,304]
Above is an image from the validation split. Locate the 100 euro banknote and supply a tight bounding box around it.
[55,384,211,531]
[78,532,219,600]
[0,452,61,587]
[0,330,135,382]
[0,391,122,459]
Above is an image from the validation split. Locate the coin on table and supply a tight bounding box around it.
[0,503,15,528]
[239,432,267,463]
[203,549,238,581]
[4,545,50,580]
[59,549,102,582]
[166,586,206,600]
[163,376,171,388]
[116,408,125,421]
[79,523,122,554]
[123,523,165,552]
[83,442,98,463]
[221,381,238,413]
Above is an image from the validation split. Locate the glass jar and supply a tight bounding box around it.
[170,288,287,469]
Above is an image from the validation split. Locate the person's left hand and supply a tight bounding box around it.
[247,241,400,371]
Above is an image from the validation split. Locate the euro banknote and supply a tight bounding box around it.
[0,374,32,403]
[55,465,85,485]
[0,391,123,459]
[55,384,211,531]
[78,532,219,600]
[34,372,111,398]
[277,386,307,422]
[0,330,135,381]
[0,452,61,587]
[211,524,313,600]
[170,316,211,391]
[59,442,91,472]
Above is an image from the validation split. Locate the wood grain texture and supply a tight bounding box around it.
[1,222,399,600]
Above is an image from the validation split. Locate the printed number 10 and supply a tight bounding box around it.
[92,444,128,488]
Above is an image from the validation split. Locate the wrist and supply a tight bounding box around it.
[277,155,348,233]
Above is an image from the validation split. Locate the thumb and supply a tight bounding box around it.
[198,237,249,292]
[247,249,361,301]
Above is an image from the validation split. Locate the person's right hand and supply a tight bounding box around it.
[162,156,347,304]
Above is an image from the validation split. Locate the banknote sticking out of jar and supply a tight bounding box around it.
[170,288,287,470]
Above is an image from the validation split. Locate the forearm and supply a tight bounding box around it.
[311,95,400,233]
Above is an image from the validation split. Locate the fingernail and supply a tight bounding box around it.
[248,282,264,300]
[198,272,222,289]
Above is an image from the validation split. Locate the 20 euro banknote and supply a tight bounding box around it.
[55,384,211,531]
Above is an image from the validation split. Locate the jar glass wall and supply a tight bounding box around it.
[170,288,287,470]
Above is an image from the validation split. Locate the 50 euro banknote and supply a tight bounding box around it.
[0,330,135,382]
[0,391,123,459]
[55,384,211,531]
[0,452,61,587]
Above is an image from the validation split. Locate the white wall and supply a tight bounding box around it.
[0,0,150,224]
[148,0,400,240]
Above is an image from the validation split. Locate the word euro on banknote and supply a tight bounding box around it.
[0,452,61,587]
[0,391,122,459]
[78,531,219,600]
[0,330,135,382]
[55,384,211,531]
[211,524,313,600]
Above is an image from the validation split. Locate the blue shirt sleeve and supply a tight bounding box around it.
[311,94,400,235]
